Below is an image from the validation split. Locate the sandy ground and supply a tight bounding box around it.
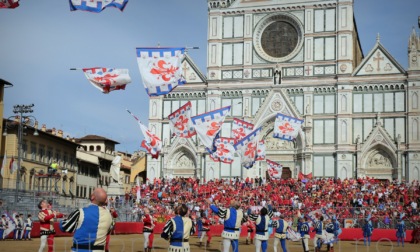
[1,234,418,252]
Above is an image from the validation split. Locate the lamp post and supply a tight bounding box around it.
[3,104,38,204]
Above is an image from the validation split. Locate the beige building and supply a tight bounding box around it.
[1,120,79,196]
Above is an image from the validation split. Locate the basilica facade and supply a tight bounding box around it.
[146,0,420,182]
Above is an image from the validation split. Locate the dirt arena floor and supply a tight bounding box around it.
[2,235,419,252]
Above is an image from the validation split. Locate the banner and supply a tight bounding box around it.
[136,177,141,203]
[209,137,236,164]
[191,106,231,150]
[273,113,303,141]
[69,0,128,12]
[298,172,313,180]
[9,156,17,174]
[136,47,186,96]
[168,101,196,138]
[234,127,262,169]
[256,140,266,161]
[0,0,19,9]
[266,159,282,180]
[231,118,253,141]
[127,110,162,159]
[82,68,131,94]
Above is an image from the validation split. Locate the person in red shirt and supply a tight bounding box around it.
[198,210,212,247]
[142,208,156,252]
[245,218,255,245]
[37,199,63,252]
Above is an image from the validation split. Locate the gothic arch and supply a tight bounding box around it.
[208,167,215,181]
[413,119,419,141]
[340,166,348,179]
[167,147,197,177]
[361,144,396,179]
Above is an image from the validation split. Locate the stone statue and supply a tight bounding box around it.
[110,156,122,184]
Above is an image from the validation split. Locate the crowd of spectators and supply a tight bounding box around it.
[117,176,419,230]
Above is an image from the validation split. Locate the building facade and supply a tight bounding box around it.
[146,0,420,181]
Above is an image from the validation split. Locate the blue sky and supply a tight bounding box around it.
[1,0,419,153]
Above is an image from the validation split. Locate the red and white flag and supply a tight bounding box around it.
[234,127,262,169]
[256,140,266,161]
[127,110,162,159]
[209,137,236,164]
[168,101,196,138]
[0,0,19,9]
[231,118,254,141]
[274,113,303,141]
[136,47,186,96]
[191,106,231,150]
[82,68,131,94]
[267,159,282,180]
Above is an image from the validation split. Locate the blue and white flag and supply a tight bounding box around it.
[273,113,303,141]
[234,127,262,169]
[209,137,236,164]
[136,47,186,96]
[191,106,231,150]
[69,0,128,12]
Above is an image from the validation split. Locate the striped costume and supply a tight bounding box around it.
[161,215,195,252]
[210,204,246,252]
[249,209,273,252]
[60,204,113,252]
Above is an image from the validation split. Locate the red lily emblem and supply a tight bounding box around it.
[92,74,118,85]
[206,122,221,136]
[175,115,188,131]
[232,128,246,139]
[146,131,161,148]
[244,142,257,158]
[216,143,231,157]
[279,122,294,134]
[150,60,179,82]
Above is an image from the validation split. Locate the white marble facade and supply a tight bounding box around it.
[145,0,420,182]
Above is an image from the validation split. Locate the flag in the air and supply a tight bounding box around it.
[191,106,231,150]
[127,109,162,159]
[273,113,303,141]
[266,159,282,180]
[9,156,17,174]
[136,47,186,96]
[231,118,253,141]
[69,0,128,12]
[256,140,266,161]
[1,151,6,177]
[136,177,141,203]
[168,101,196,138]
[0,0,19,9]
[234,127,262,169]
[82,68,131,94]
[209,137,236,164]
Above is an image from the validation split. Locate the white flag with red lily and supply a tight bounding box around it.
[267,159,282,180]
[127,109,162,159]
[82,68,131,94]
[256,140,266,161]
[209,137,236,164]
[231,118,254,141]
[0,0,19,9]
[136,47,186,96]
[234,127,262,169]
[273,113,303,141]
[136,177,141,203]
[191,106,231,151]
[168,101,196,138]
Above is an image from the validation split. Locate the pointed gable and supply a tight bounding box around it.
[360,117,397,154]
[181,54,207,84]
[353,39,405,76]
[252,89,303,128]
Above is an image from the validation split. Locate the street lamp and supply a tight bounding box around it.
[3,104,38,204]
